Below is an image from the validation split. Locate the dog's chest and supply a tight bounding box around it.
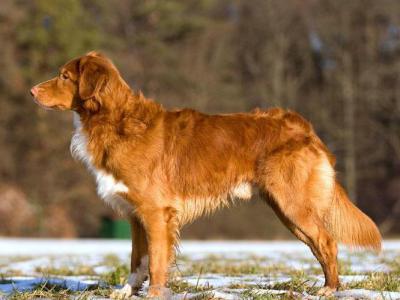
[70,114,132,215]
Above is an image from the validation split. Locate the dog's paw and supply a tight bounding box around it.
[110,284,136,299]
[147,285,172,299]
[316,286,337,297]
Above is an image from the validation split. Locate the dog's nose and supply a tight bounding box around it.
[30,86,38,97]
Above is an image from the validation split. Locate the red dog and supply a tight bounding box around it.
[31,51,381,298]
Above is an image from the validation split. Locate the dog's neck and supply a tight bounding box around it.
[74,85,164,169]
[77,83,164,131]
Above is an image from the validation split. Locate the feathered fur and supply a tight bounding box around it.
[326,183,382,251]
[30,51,382,297]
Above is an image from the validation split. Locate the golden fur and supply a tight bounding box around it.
[31,51,381,298]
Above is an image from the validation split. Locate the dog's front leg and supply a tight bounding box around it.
[141,206,177,299]
[111,216,148,299]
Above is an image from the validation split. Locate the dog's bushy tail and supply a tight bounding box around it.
[325,182,382,252]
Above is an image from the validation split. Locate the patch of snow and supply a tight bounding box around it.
[0,239,130,256]
[0,239,399,299]
[335,289,400,300]
[210,290,240,300]
[0,276,99,295]
[339,275,369,283]
[1,238,399,256]
[350,263,391,273]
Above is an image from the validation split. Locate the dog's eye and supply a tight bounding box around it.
[60,73,69,80]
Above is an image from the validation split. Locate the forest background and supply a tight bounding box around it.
[1,0,399,239]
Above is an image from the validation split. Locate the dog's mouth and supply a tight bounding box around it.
[32,97,56,111]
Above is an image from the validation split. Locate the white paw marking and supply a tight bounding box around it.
[111,255,149,299]
[128,255,149,288]
[110,284,133,299]
[317,286,336,297]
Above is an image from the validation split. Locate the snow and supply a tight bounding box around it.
[336,289,400,300]
[1,238,399,255]
[0,238,130,256]
[0,239,399,299]
[0,277,99,294]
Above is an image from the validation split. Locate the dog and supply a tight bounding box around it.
[30,51,381,298]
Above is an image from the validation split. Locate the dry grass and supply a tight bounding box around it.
[1,248,399,299]
[344,273,400,292]
[7,281,110,300]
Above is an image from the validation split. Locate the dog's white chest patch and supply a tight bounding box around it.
[70,113,132,215]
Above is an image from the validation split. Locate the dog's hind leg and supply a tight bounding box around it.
[259,145,339,296]
[270,202,338,290]
[274,208,339,296]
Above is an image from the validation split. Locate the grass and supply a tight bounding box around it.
[337,258,357,275]
[7,281,110,300]
[184,261,276,276]
[382,253,400,275]
[1,248,399,299]
[169,279,213,294]
[241,289,302,300]
[180,256,301,277]
[101,264,130,286]
[102,254,123,267]
[344,273,400,292]
[261,273,320,295]
[35,265,97,276]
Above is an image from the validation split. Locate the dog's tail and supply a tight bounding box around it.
[325,182,382,252]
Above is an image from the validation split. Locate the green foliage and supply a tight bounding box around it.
[262,273,320,295]
[169,279,213,293]
[16,0,104,82]
[345,273,400,292]
[241,289,305,300]
[132,0,211,42]
[101,264,130,286]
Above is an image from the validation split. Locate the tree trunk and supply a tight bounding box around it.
[342,53,357,203]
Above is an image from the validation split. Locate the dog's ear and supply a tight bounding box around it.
[78,57,108,112]
[86,51,106,59]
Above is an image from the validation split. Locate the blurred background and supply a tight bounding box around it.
[0,0,399,239]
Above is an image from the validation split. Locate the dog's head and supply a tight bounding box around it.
[30,51,123,113]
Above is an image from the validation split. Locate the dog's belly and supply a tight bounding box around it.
[178,182,253,225]
[230,182,253,199]
[70,113,133,216]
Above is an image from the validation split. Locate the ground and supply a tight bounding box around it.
[0,239,399,299]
